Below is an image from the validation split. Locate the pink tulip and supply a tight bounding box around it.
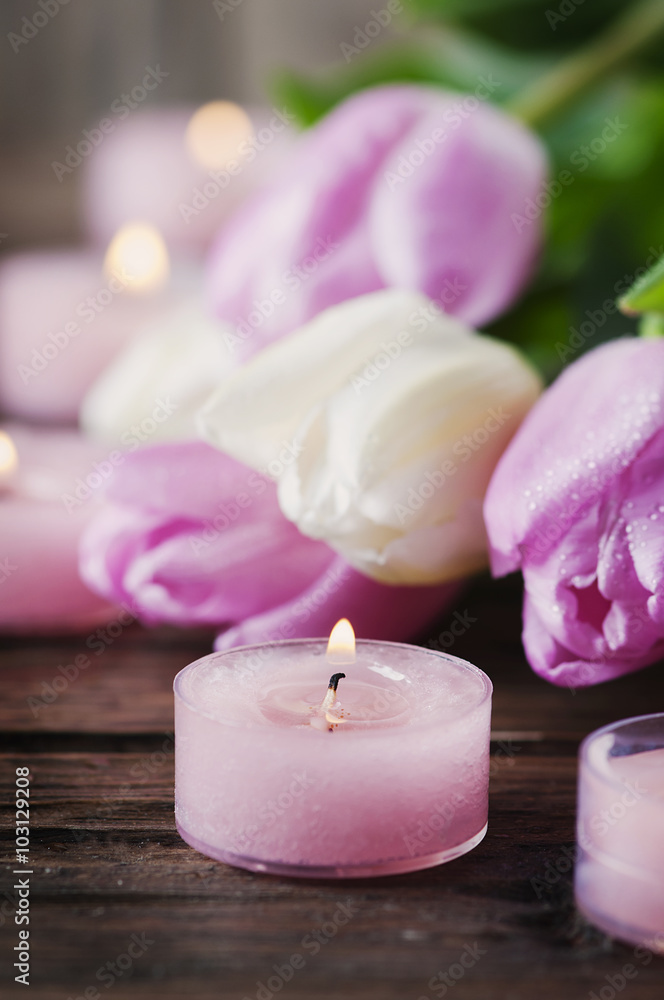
[484,338,664,687]
[79,441,458,642]
[207,84,547,358]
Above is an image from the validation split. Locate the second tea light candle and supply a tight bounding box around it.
[174,622,492,878]
[575,713,664,951]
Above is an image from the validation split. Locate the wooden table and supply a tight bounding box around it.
[2,575,663,999]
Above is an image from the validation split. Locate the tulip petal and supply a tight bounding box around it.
[79,441,336,626]
[202,289,541,584]
[81,298,236,444]
[80,439,458,641]
[201,289,457,468]
[207,84,547,354]
[215,555,462,649]
[370,100,546,326]
[485,337,664,686]
[485,338,664,576]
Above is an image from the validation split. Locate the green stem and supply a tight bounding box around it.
[508,0,664,127]
[639,313,664,338]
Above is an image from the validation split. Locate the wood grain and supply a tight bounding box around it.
[1,576,664,999]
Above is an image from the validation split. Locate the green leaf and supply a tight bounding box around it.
[484,290,574,383]
[409,0,546,16]
[408,0,635,54]
[271,27,549,128]
[619,252,664,314]
[639,313,664,338]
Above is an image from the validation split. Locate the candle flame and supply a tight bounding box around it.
[0,431,18,475]
[185,100,254,171]
[104,222,169,294]
[326,618,355,664]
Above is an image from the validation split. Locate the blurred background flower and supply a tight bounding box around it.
[273,0,664,379]
[206,83,547,357]
[2,0,664,666]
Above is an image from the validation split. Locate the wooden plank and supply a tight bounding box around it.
[2,577,664,998]
[0,626,211,733]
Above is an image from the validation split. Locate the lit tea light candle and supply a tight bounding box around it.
[0,232,178,423]
[174,620,492,878]
[103,221,170,294]
[83,104,294,254]
[575,713,664,952]
[0,429,18,494]
[0,424,118,632]
[184,100,255,171]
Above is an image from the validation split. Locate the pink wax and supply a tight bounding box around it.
[0,423,118,632]
[575,713,664,952]
[174,639,492,878]
[83,106,293,255]
[0,250,170,423]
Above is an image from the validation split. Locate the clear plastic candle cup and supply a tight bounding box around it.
[174,622,492,878]
[575,713,664,951]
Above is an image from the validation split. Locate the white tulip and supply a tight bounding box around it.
[201,289,542,584]
[81,298,236,444]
